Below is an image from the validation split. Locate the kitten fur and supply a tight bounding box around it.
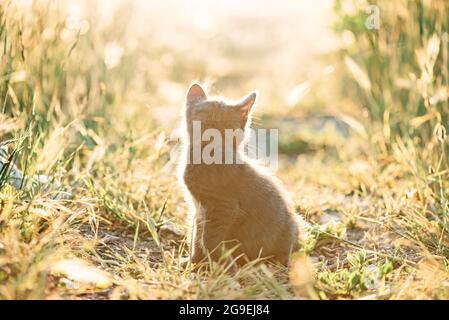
[178,83,309,266]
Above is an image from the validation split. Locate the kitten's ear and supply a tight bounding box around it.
[236,92,257,118]
[186,83,207,104]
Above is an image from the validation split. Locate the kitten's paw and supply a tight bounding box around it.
[179,256,205,271]
[178,256,191,270]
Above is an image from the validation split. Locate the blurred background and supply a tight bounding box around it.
[2,0,344,150]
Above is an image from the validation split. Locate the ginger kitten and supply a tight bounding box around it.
[178,83,308,266]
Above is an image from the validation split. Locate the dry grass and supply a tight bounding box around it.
[0,0,448,300]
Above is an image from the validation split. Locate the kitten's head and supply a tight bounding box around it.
[183,83,257,138]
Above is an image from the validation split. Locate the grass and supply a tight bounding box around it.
[0,0,448,299]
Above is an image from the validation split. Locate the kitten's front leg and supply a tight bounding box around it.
[190,219,206,264]
[201,217,236,262]
[191,207,236,264]
[191,217,227,263]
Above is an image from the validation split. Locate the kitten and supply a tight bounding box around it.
[178,83,309,266]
